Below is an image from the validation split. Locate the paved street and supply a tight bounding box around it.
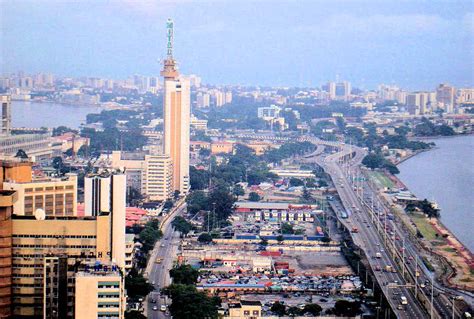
[305,141,429,318]
[144,200,187,319]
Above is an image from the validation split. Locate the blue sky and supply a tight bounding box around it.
[1,0,473,90]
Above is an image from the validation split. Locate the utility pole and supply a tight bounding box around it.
[431,273,434,319]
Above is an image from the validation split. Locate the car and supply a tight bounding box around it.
[160,305,167,311]
[153,306,158,311]
[397,305,403,310]
[160,243,165,247]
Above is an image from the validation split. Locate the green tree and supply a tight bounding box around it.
[232,184,245,198]
[125,268,153,299]
[197,232,213,244]
[15,149,28,159]
[186,190,209,214]
[271,302,286,316]
[125,310,147,319]
[52,156,64,171]
[276,235,284,243]
[64,148,74,157]
[171,216,193,236]
[169,264,199,285]
[208,186,236,221]
[303,303,322,316]
[77,145,90,158]
[163,199,174,209]
[138,220,163,253]
[52,126,77,136]
[199,148,211,157]
[289,177,304,187]
[280,222,294,234]
[164,284,220,319]
[248,192,261,202]
[189,166,210,190]
[332,300,361,317]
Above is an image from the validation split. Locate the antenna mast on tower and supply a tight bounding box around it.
[166,18,174,59]
[161,18,178,80]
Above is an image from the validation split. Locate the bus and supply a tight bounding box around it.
[400,296,408,305]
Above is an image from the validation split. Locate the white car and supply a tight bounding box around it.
[153,306,158,311]
[160,305,167,311]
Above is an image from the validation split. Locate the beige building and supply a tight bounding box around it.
[227,300,262,319]
[11,212,125,318]
[0,190,16,319]
[3,173,78,216]
[75,267,125,319]
[190,115,208,131]
[211,141,235,154]
[54,132,90,154]
[161,19,190,194]
[457,88,474,105]
[110,151,174,201]
[143,155,173,201]
[124,233,136,273]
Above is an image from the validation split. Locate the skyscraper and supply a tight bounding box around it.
[161,18,190,194]
[84,173,126,268]
[436,83,456,113]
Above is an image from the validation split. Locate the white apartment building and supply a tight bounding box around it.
[142,155,174,201]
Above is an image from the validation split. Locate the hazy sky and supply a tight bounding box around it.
[1,0,473,90]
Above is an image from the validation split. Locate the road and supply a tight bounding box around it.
[355,166,469,318]
[307,139,473,318]
[303,141,429,318]
[145,200,187,319]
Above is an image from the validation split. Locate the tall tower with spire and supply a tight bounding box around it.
[161,19,190,194]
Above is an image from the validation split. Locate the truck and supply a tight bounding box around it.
[400,296,408,305]
[375,252,382,258]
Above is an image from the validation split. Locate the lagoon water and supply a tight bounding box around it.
[398,135,474,252]
[12,101,102,129]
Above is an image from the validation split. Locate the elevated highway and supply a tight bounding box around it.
[303,139,429,318]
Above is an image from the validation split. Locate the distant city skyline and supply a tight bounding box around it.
[2,0,473,90]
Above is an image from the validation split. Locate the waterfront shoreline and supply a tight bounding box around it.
[393,135,473,256]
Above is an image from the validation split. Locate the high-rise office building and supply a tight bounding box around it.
[1,95,11,136]
[324,82,336,99]
[436,83,456,113]
[0,169,127,318]
[84,173,126,269]
[160,18,190,194]
[0,190,16,319]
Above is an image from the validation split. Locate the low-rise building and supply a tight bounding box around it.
[211,141,235,154]
[0,133,61,162]
[226,300,262,319]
